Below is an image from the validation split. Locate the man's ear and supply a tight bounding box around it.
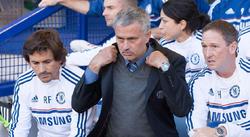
[229,41,238,55]
[141,29,151,44]
[146,30,151,38]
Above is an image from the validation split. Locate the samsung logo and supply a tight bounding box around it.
[35,115,71,126]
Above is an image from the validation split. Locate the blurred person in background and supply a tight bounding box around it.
[38,0,167,40]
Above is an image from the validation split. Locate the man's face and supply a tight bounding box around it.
[115,22,151,62]
[201,30,236,73]
[28,50,62,83]
[103,0,124,26]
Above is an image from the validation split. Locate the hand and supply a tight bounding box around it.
[38,0,62,8]
[70,39,99,52]
[146,51,169,69]
[89,46,118,74]
[151,27,164,40]
[192,127,217,137]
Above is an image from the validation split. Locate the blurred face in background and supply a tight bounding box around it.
[103,0,125,26]
[28,50,62,83]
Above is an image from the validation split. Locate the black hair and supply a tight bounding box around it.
[23,29,67,64]
[162,0,210,33]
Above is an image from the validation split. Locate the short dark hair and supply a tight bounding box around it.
[23,29,67,64]
[126,0,138,8]
[203,20,238,45]
[162,0,210,33]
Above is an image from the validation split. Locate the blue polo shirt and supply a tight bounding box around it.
[87,0,165,28]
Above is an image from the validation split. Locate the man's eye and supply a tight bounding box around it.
[44,60,51,64]
[32,62,39,65]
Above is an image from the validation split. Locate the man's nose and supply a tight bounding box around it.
[102,9,107,16]
[123,40,130,49]
[38,64,46,72]
[204,47,213,58]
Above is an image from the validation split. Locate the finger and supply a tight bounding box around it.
[38,2,45,8]
[145,58,152,66]
[112,57,117,63]
[111,52,117,60]
[111,46,118,53]
[145,57,149,64]
[112,48,118,54]
[192,132,199,137]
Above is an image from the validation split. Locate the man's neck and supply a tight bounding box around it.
[216,63,236,78]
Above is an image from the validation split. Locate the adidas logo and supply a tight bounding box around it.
[225,8,235,15]
[208,88,214,96]
[31,95,38,102]
[241,8,244,15]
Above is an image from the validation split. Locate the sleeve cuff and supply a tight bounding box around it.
[84,67,98,84]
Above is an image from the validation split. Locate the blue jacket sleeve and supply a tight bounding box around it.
[87,0,104,16]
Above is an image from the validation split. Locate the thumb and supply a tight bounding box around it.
[145,56,152,66]
[38,2,46,8]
